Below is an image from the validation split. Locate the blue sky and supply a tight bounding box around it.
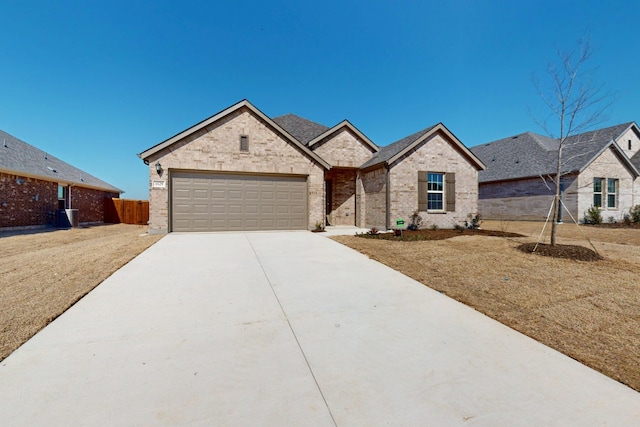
[2,0,639,199]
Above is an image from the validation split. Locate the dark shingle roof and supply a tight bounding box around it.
[360,125,438,169]
[272,114,330,145]
[472,123,638,183]
[0,130,122,193]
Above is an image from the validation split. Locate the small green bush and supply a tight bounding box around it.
[465,213,481,229]
[407,211,423,230]
[630,205,640,223]
[585,206,602,224]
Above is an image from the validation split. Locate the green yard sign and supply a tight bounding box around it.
[396,218,405,227]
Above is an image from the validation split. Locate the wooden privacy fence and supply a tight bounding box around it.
[104,198,149,225]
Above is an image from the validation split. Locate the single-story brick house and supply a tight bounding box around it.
[0,130,122,229]
[138,99,485,234]
[470,123,640,222]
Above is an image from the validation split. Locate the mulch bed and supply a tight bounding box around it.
[583,222,640,229]
[357,228,523,241]
[517,242,603,261]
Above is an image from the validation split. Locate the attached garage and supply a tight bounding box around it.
[171,171,308,232]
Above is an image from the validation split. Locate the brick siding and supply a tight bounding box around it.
[146,107,326,233]
[387,132,479,229]
[358,167,387,229]
[0,172,57,227]
[0,171,117,228]
[326,168,358,225]
[70,187,120,223]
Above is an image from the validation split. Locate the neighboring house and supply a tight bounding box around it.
[0,130,122,229]
[471,123,640,222]
[138,99,485,234]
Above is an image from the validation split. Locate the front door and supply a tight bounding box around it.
[325,179,332,225]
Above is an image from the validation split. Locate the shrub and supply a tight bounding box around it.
[630,205,640,223]
[623,213,632,226]
[430,224,438,230]
[367,227,379,235]
[454,224,465,232]
[607,216,616,224]
[465,213,481,230]
[314,221,325,231]
[407,211,423,230]
[585,206,602,224]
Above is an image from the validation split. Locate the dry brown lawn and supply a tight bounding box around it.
[333,220,640,392]
[0,224,162,361]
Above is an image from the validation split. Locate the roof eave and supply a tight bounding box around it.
[387,123,486,170]
[307,120,379,153]
[577,140,640,178]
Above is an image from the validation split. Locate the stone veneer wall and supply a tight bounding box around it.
[388,132,479,229]
[146,107,326,233]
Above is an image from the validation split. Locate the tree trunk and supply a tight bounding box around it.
[550,148,563,246]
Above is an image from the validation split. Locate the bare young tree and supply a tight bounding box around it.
[532,35,613,246]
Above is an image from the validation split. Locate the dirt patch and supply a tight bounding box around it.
[333,221,640,392]
[517,242,604,261]
[0,224,162,361]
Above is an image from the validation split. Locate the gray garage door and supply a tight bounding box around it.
[171,171,308,232]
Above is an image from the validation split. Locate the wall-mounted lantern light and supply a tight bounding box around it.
[155,162,163,175]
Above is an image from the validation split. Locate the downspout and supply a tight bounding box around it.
[385,164,391,230]
[68,185,72,209]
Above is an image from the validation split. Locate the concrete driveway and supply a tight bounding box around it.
[1,231,639,426]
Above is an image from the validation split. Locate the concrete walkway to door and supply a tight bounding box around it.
[1,231,639,425]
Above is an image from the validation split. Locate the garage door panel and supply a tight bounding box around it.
[171,172,308,232]
[193,204,209,214]
[211,190,226,199]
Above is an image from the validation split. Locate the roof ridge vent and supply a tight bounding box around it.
[2,138,6,148]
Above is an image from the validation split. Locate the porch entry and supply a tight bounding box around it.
[324,168,358,226]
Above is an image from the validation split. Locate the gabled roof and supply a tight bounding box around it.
[632,151,640,171]
[472,122,640,183]
[271,113,330,146]
[138,100,331,169]
[307,120,378,152]
[0,130,122,193]
[360,123,485,171]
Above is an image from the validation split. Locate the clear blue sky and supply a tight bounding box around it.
[2,1,639,199]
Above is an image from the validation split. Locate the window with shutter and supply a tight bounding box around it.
[445,172,455,212]
[418,171,450,211]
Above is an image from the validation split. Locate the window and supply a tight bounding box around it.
[427,173,444,210]
[629,140,632,150]
[593,178,603,207]
[607,178,618,209]
[418,171,455,212]
[240,135,249,151]
[58,185,68,209]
